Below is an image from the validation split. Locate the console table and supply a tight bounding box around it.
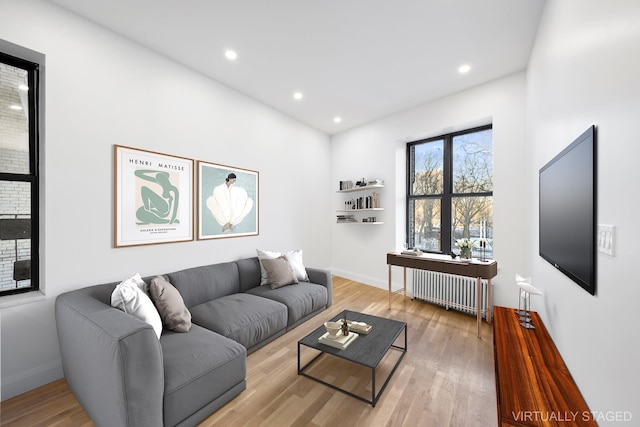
[387,252,497,337]
[493,307,595,426]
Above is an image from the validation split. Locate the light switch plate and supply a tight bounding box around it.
[597,224,615,256]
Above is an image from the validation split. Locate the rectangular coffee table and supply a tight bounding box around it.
[297,310,407,407]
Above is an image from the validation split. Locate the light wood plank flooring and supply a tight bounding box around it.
[0,276,497,426]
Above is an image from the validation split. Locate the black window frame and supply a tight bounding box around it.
[0,41,43,297]
[406,124,493,255]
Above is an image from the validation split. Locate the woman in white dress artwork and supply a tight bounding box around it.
[206,173,254,232]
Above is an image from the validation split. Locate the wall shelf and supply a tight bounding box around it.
[336,208,383,212]
[336,184,384,193]
[337,221,384,225]
[336,181,383,225]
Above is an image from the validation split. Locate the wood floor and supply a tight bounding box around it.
[0,276,497,427]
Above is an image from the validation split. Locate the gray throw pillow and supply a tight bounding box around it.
[150,276,192,332]
[261,256,299,289]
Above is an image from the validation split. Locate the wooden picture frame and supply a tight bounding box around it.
[197,161,259,240]
[114,145,194,247]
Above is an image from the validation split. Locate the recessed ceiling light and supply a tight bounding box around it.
[293,92,303,100]
[225,50,237,61]
[9,105,22,110]
[458,64,471,74]
[333,117,342,123]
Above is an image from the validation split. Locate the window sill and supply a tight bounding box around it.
[0,291,46,309]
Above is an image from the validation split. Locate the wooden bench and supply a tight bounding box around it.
[493,306,596,426]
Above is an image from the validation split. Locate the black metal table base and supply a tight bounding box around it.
[297,325,407,407]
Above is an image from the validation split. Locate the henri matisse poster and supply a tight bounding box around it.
[114,145,194,247]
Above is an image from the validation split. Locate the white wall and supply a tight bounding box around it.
[4,1,636,419]
[527,0,640,422]
[0,0,331,399]
[330,72,529,310]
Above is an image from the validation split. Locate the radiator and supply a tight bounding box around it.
[412,270,489,316]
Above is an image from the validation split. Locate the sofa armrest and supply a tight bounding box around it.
[55,285,164,427]
[306,267,332,307]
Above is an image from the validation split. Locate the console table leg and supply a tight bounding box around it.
[403,267,407,301]
[487,279,493,324]
[388,264,392,309]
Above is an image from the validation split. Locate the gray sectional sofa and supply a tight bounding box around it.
[55,256,332,427]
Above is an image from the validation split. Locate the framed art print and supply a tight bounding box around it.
[114,145,194,247]
[198,161,259,239]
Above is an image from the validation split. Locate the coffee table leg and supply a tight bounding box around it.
[371,367,376,407]
[373,324,407,407]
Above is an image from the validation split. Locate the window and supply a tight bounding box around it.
[407,125,493,258]
[0,42,42,297]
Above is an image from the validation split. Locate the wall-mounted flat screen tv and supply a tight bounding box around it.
[539,125,596,295]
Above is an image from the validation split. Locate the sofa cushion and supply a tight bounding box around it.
[261,256,299,289]
[246,282,328,327]
[160,324,246,427]
[189,293,287,350]
[150,276,192,332]
[236,257,263,293]
[111,273,163,339]
[167,262,240,308]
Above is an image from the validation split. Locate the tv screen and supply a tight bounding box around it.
[539,125,596,295]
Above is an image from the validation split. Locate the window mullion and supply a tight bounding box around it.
[441,135,453,253]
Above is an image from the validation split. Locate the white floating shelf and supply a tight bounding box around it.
[336,221,384,225]
[336,208,384,212]
[336,184,384,193]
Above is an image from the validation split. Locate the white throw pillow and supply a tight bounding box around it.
[284,250,309,282]
[129,272,150,295]
[257,249,308,284]
[111,273,163,339]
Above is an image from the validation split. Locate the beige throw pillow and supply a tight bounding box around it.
[261,256,299,289]
[150,276,192,332]
[256,248,281,285]
[257,249,309,284]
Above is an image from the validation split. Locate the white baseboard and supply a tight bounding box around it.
[329,267,388,290]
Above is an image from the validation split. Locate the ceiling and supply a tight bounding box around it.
[48,0,546,135]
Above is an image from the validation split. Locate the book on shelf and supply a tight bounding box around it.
[336,214,357,223]
[339,180,354,190]
[318,331,358,349]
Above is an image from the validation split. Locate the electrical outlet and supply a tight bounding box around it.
[597,224,615,256]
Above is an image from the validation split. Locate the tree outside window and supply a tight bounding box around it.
[407,126,493,258]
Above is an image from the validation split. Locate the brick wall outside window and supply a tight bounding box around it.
[0,62,31,290]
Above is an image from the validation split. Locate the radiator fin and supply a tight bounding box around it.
[412,270,489,316]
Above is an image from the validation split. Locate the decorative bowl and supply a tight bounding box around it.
[324,321,342,336]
